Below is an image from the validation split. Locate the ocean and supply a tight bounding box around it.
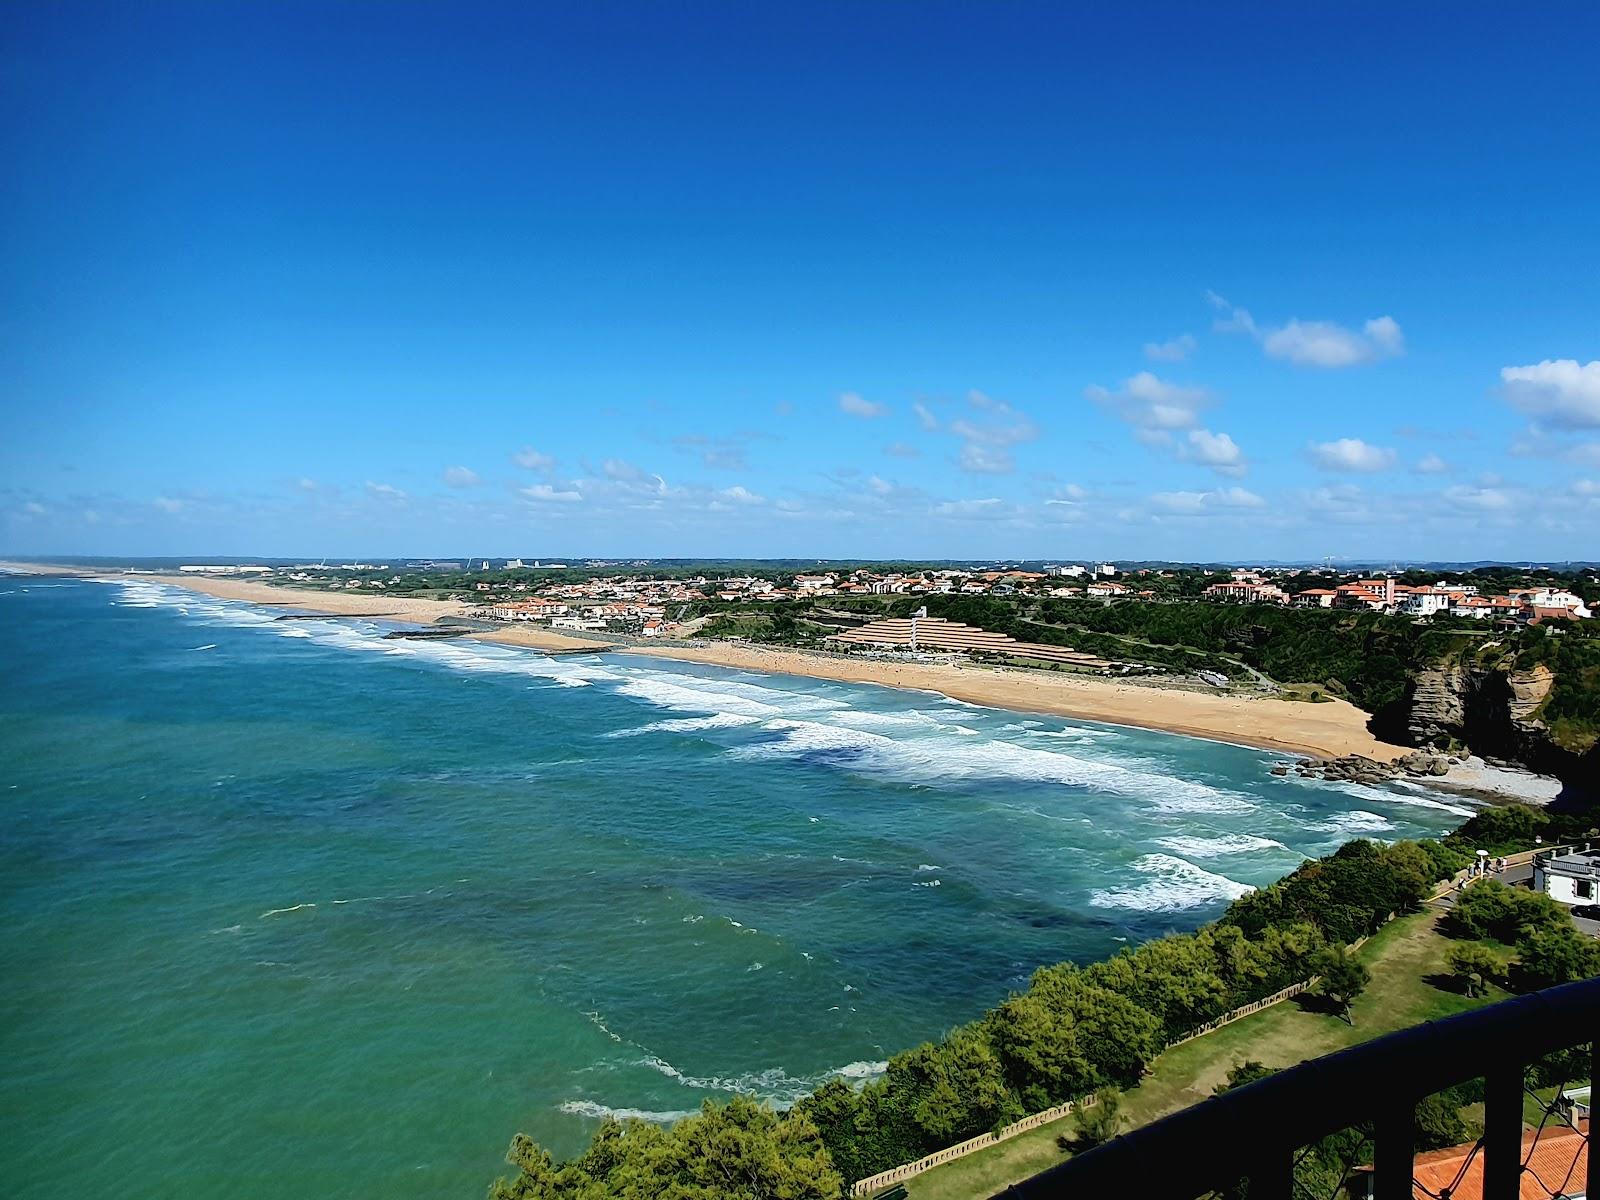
[0,577,1472,1198]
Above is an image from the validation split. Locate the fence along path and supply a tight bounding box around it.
[844,874,1525,1199]
[845,979,1314,1196]
[847,848,1564,1196]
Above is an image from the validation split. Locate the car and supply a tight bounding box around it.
[1569,904,1600,921]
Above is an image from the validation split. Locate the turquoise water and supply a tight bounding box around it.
[0,578,1471,1198]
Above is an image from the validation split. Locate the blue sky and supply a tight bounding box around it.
[4,2,1598,562]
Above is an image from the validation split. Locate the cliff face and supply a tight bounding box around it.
[1405,658,1587,783]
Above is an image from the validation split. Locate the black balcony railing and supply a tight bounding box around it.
[994,976,1598,1200]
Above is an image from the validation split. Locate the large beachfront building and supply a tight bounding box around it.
[1534,848,1600,907]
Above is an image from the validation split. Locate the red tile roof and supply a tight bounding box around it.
[1403,1122,1586,1200]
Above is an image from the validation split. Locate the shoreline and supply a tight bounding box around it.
[617,642,1409,761]
[14,565,1413,761]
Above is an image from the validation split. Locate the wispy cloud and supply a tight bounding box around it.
[512,447,556,471]
[1143,333,1197,363]
[442,466,481,488]
[839,391,888,418]
[1085,372,1210,443]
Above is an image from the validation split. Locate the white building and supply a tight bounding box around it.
[1399,588,1452,618]
[1534,848,1600,906]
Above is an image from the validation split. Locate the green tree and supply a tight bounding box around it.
[1511,924,1600,992]
[489,1097,843,1200]
[1213,1059,1274,1095]
[1445,943,1503,997]
[1069,1088,1122,1149]
[1311,946,1370,1023]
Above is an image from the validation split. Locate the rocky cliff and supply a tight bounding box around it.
[1405,658,1589,785]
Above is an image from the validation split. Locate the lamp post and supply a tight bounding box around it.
[1477,849,1488,877]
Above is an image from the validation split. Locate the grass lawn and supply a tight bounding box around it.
[901,911,1508,1200]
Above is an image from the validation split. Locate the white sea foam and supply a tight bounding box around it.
[636,1053,888,1102]
[1314,809,1396,834]
[1089,854,1255,912]
[608,713,762,738]
[731,719,1256,814]
[1155,834,1288,858]
[259,902,316,918]
[559,1100,699,1123]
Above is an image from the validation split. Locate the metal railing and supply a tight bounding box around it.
[994,977,1598,1200]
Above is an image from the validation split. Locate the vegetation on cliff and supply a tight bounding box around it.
[487,838,1469,1197]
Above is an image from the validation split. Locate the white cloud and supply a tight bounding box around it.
[839,391,888,418]
[1216,486,1265,508]
[924,390,1039,475]
[1443,484,1516,512]
[866,475,894,496]
[601,458,645,482]
[1207,291,1257,335]
[153,496,184,513]
[959,444,1014,474]
[365,481,407,501]
[1574,479,1600,498]
[1151,490,1208,513]
[1150,487,1263,514]
[1210,292,1403,368]
[912,402,939,431]
[719,485,765,505]
[442,466,481,488]
[1414,453,1449,475]
[884,441,920,458]
[1180,429,1247,477]
[1143,333,1197,363]
[517,483,582,503]
[297,477,320,493]
[1085,372,1211,437]
[23,501,46,516]
[1501,359,1600,430]
[1310,438,1397,473]
[1262,317,1405,367]
[513,447,556,471]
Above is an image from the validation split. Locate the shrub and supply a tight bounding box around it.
[1445,943,1504,997]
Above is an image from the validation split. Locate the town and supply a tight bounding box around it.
[175,559,1596,642]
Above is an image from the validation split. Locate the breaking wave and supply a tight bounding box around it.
[731,718,1257,813]
[1155,834,1289,858]
[1089,854,1255,912]
[558,1100,699,1123]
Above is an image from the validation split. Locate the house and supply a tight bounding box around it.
[1205,580,1286,604]
[1534,848,1600,906]
[1353,1120,1587,1199]
[640,620,664,638]
[1292,589,1338,608]
[1087,581,1129,597]
[1398,587,1452,617]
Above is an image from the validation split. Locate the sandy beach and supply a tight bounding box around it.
[621,642,1408,761]
[4,564,1414,760]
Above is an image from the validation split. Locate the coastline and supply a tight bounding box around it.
[11,565,1414,761]
[618,642,1408,762]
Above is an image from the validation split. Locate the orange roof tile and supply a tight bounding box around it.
[1404,1122,1586,1200]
